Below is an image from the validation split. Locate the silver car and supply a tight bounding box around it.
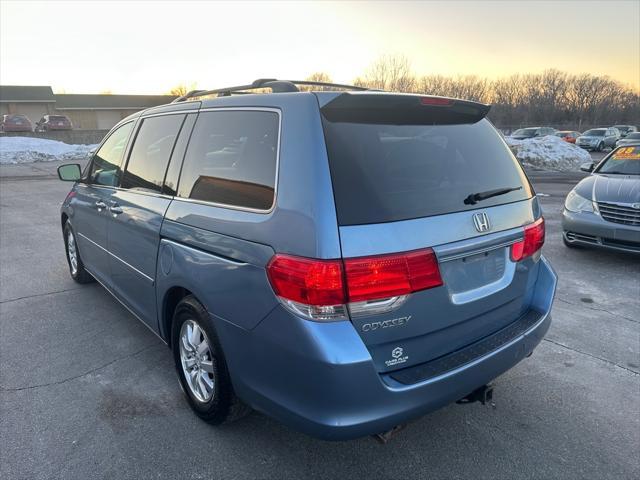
[613,125,638,138]
[576,127,620,151]
[616,132,640,147]
[562,145,640,253]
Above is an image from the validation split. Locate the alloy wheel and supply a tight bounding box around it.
[179,319,215,403]
[67,230,78,275]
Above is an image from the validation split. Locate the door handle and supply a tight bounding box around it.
[109,204,123,215]
[95,200,107,211]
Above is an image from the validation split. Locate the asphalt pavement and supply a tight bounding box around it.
[0,153,638,480]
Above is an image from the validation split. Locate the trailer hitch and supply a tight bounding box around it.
[456,384,495,407]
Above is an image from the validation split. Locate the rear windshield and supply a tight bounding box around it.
[49,116,67,121]
[322,118,533,225]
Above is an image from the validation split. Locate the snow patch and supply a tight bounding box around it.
[505,135,592,171]
[0,137,98,164]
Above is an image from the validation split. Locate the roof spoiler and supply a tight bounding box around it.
[321,93,491,125]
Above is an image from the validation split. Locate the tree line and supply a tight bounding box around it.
[339,55,639,130]
[168,54,640,131]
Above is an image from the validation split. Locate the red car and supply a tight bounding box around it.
[0,114,33,132]
[35,114,73,132]
[554,131,580,143]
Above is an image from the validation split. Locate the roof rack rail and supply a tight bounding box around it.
[171,78,371,103]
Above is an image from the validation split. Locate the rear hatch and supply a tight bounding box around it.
[320,93,543,373]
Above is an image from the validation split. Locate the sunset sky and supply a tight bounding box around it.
[1,0,638,94]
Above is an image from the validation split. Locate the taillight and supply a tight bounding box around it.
[511,217,545,262]
[344,248,442,302]
[266,248,443,321]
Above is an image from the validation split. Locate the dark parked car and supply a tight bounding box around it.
[613,125,638,138]
[35,114,73,132]
[0,114,33,132]
[554,131,580,143]
[576,128,620,151]
[510,127,557,140]
[56,79,557,440]
[562,146,640,253]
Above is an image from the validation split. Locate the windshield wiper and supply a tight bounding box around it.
[464,186,522,205]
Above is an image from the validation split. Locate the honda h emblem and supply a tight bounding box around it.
[473,212,491,233]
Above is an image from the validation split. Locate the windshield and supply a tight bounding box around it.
[49,116,67,121]
[614,126,630,132]
[583,129,605,136]
[597,146,640,175]
[322,118,533,225]
[512,128,537,137]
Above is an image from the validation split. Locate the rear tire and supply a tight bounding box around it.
[63,222,94,284]
[171,295,251,425]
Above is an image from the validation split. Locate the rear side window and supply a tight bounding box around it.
[322,118,533,225]
[121,114,185,192]
[177,110,279,210]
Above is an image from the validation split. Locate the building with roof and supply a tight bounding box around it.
[0,85,56,123]
[0,85,176,130]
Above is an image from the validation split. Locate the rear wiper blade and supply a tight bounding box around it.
[464,186,522,205]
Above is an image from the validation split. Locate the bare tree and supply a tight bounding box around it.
[359,54,415,91]
[299,72,335,91]
[168,83,197,96]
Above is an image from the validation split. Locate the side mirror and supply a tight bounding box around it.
[58,164,82,181]
[579,162,595,173]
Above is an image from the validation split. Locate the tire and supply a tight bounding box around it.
[172,295,251,425]
[597,142,604,152]
[63,221,94,284]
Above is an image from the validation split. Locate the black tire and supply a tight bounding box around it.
[172,295,250,425]
[63,221,94,284]
[597,142,604,152]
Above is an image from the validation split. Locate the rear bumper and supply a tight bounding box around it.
[562,209,640,253]
[216,257,557,440]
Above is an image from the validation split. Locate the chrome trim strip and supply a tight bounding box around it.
[162,239,248,265]
[438,239,520,263]
[84,266,167,345]
[140,110,198,119]
[77,232,155,283]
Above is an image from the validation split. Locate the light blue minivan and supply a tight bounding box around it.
[57,79,557,440]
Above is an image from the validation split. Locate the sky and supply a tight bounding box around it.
[1,0,639,94]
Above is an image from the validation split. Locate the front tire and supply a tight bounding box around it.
[63,222,94,283]
[597,142,604,152]
[171,296,250,425]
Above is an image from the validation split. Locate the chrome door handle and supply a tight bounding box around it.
[109,205,123,215]
[95,200,107,211]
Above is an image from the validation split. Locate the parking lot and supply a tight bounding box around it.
[0,152,638,480]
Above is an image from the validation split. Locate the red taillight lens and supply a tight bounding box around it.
[511,218,545,261]
[344,248,442,302]
[266,255,345,306]
[420,97,453,106]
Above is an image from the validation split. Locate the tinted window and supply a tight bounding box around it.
[121,114,185,192]
[177,110,279,210]
[322,118,533,225]
[89,122,134,186]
